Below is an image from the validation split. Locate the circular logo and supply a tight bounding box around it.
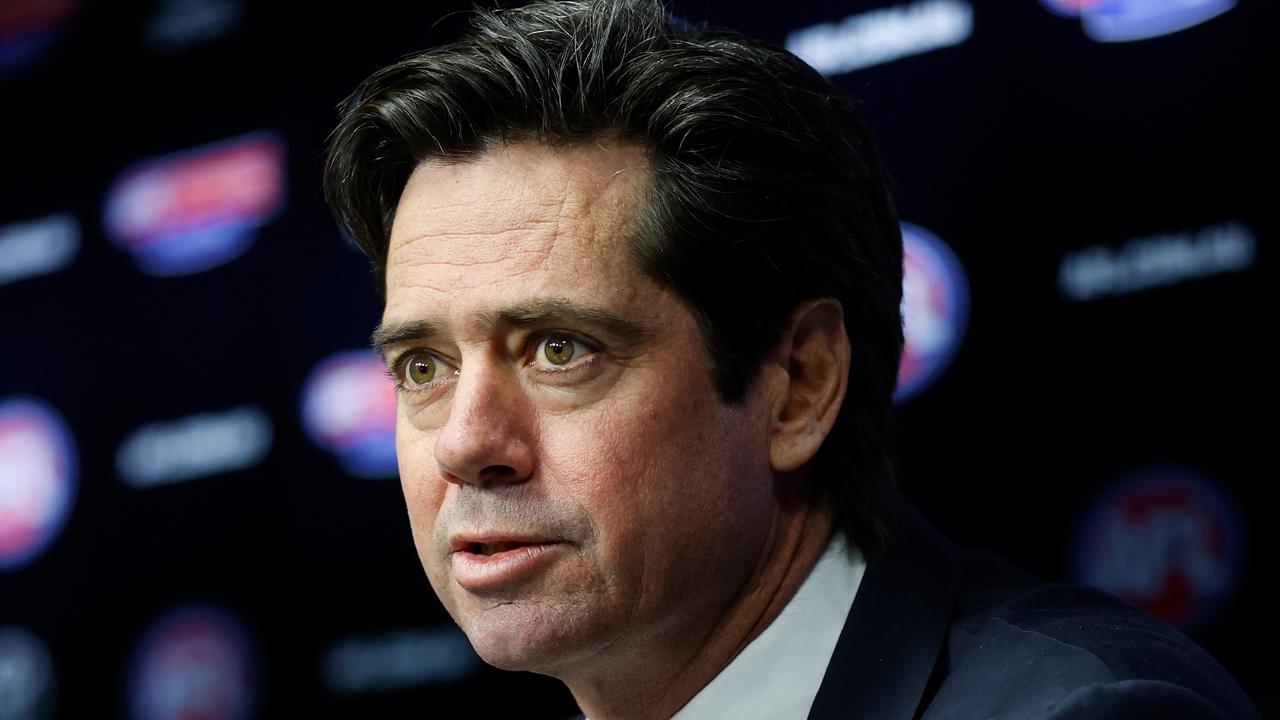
[1074,465,1243,633]
[0,397,78,571]
[127,604,257,720]
[1040,0,1236,43]
[895,222,970,403]
[301,350,398,478]
[0,626,55,720]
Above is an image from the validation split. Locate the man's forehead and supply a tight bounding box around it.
[387,140,651,256]
[381,140,657,333]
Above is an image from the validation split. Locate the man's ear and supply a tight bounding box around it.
[767,298,851,473]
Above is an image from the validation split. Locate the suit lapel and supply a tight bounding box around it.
[807,507,964,720]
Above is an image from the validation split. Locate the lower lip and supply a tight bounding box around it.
[451,543,565,592]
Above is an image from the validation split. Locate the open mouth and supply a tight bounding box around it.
[467,541,533,556]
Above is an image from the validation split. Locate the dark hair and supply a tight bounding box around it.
[324,0,904,553]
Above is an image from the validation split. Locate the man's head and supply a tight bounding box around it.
[368,139,821,679]
[323,0,904,698]
[326,0,905,550]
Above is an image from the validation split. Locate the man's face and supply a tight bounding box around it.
[379,141,782,676]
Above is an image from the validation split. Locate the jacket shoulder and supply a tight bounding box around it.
[917,548,1260,720]
[1042,679,1240,720]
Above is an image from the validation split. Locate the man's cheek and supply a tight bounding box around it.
[395,430,447,577]
[396,425,443,501]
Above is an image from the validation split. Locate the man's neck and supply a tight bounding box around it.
[565,498,835,720]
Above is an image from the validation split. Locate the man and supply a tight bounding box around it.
[322,1,1260,718]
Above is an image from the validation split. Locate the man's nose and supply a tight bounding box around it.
[433,362,536,487]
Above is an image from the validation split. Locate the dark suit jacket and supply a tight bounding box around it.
[807,508,1261,720]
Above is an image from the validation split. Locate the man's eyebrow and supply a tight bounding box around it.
[370,318,445,359]
[371,299,652,359]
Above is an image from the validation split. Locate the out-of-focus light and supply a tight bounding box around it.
[126,604,257,720]
[785,0,973,76]
[103,131,286,277]
[896,222,970,404]
[0,397,77,572]
[144,0,243,53]
[0,213,78,287]
[0,626,55,720]
[1073,465,1243,633]
[0,0,77,80]
[1058,220,1255,302]
[1041,0,1235,43]
[115,406,272,488]
[320,626,481,696]
[301,350,398,479]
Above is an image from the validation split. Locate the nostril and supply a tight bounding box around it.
[477,464,519,484]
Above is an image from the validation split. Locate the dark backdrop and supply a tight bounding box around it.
[1,0,1273,717]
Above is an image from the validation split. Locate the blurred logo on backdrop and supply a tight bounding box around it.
[1040,0,1234,42]
[127,604,257,720]
[103,131,286,276]
[0,626,55,720]
[1058,220,1256,302]
[895,222,970,403]
[0,213,79,287]
[786,0,973,76]
[0,397,77,572]
[320,625,482,697]
[0,0,77,80]
[1073,465,1243,633]
[116,406,272,488]
[301,350,398,479]
[144,0,244,53]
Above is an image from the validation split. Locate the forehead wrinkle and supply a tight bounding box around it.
[386,231,566,303]
[385,141,657,330]
[391,216,561,260]
[391,167,565,245]
[390,142,651,264]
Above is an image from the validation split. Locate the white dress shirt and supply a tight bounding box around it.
[670,533,866,719]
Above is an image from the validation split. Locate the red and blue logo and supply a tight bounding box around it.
[126,604,257,720]
[301,350,398,479]
[0,0,77,80]
[0,397,77,572]
[1073,465,1243,633]
[103,131,286,276]
[1040,0,1234,42]
[895,222,970,403]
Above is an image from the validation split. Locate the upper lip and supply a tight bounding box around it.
[448,534,560,553]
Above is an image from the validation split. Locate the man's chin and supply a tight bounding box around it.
[467,635,578,675]
[459,602,601,675]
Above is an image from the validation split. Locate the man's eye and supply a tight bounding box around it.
[535,335,587,367]
[405,354,438,385]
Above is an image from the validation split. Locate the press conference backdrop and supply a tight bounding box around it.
[0,0,1272,717]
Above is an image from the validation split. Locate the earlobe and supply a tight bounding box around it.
[768,299,851,473]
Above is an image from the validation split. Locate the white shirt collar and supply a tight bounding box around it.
[670,533,866,720]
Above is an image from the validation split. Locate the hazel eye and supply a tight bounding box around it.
[537,335,583,367]
[405,354,438,385]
